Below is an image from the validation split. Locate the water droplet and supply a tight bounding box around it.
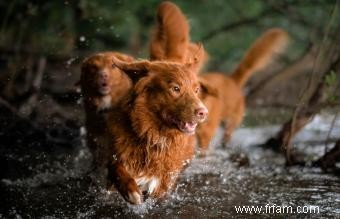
[79,36,86,42]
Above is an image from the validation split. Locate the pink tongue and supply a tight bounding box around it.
[179,121,197,132]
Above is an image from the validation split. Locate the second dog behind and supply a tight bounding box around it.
[197,28,289,154]
[80,52,134,178]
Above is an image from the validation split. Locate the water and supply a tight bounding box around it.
[1,115,339,218]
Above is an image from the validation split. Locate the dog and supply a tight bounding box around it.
[196,28,289,154]
[147,3,288,154]
[148,3,289,154]
[149,1,208,73]
[79,52,134,173]
[105,56,209,204]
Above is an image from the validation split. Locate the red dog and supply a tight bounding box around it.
[80,52,134,172]
[147,2,289,154]
[105,57,208,204]
[197,29,289,154]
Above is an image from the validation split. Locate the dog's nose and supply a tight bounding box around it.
[102,72,109,79]
[195,106,208,119]
[100,71,108,79]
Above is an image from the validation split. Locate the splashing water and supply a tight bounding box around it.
[0,115,339,218]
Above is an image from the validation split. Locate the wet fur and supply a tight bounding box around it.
[149,1,208,72]
[80,52,134,170]
[105,58,207,204]
[148,3,288,153]
[197,29,289,153]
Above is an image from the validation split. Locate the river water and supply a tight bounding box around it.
[1,114,339,218]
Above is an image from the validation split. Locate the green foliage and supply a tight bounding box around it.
[0,0,339,71]
[324,70,338,103]
[325,70,337,87]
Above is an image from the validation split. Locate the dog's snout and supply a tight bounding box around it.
[100,71,109,79]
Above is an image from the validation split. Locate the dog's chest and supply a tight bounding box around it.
[97,95,112,111]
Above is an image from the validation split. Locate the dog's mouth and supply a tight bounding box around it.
[98,83,111,95]
[176,120,198,134]
[166,114,198,135]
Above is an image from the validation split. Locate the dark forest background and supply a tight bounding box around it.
[0,0,339,167]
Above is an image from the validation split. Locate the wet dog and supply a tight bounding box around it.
[196,29,289,154]
[147,3,289,154]
[105,57,209,204]
[80,52,134,172]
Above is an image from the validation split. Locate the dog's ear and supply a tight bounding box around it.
[112,57,150,83]
[113,53,135,62]
[186,42,209,74]
[199,77,219,97]
[184,43,207,74]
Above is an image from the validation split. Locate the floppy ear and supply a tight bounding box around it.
[184,43,207,74]
[112,57,150,83]
[113,53,135,62]
[199,77,219,97]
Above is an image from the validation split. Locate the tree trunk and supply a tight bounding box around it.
[313,140,340,171]
[264,41,340,165]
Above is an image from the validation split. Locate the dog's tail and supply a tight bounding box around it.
[149,1,189,62]
[230,28,289,87]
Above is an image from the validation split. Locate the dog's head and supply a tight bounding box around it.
[186,43,209,74]
[113,57,208,135]
[80,52,134,97]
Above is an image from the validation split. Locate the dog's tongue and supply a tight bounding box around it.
[178,121,197,134]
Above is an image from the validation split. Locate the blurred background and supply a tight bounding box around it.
[0,0,339,218]
[0,0,339,126]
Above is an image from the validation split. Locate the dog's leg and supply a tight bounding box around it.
[196,119,220,156]
[150,174,174,199]
[223,102,245,144]
[223,120,236,144]
[107,162,142,204]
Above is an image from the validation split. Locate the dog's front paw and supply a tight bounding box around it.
[197,148,208,157]
[127,191,142,205]
[122,179,143,205]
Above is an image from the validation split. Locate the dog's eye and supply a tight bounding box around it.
[172,85,181,93]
